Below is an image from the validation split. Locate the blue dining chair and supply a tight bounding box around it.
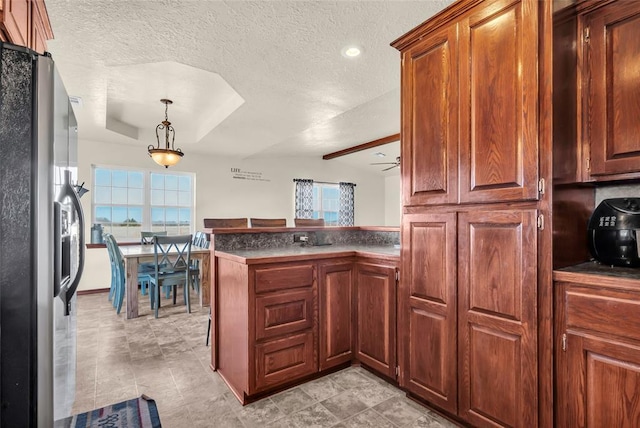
[189,231,209,294]
[103,233,127,314]
[148,235,193,318]
[104,233,164,314]
[139,231,168,296]
[104,233,120,305]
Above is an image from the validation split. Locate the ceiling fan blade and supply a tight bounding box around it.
[382,165,398,171]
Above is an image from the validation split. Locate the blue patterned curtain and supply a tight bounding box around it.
[338,182,355,226]
[294,179,314,219]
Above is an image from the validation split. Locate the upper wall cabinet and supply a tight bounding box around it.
[459,0,539,203]
[401,24,459,206]
[0,0,53,54]
[398,0,540,207]
[585,1,640,178]
[1,0,29,46]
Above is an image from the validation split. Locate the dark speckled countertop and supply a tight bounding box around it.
[215,244,400,264]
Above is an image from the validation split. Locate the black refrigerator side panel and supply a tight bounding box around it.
[0,46,36,426]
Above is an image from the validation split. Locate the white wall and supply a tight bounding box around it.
[384,174,401,226]
[78,138,395,291]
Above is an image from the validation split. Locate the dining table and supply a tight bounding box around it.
[120,244,211,319]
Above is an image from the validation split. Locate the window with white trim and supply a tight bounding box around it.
[92,166,194,241]
[312,183,340,226]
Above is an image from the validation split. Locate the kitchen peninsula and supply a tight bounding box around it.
[206,226,400,404]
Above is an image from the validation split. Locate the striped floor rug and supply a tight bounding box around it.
[65,395,161,428]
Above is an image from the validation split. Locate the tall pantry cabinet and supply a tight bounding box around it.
[393,0,553,427]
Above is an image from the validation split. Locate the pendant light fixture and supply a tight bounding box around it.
[148,99,183,168]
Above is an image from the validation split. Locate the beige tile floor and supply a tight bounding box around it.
[73,292,460,427]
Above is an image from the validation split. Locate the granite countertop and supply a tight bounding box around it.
[215,244,400,264]
[553,260,640,291]
[555,260,640,279]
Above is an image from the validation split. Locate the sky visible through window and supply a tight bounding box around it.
[93,167,194,240]
[313,183,339,226]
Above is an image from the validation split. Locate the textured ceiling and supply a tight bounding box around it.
[44,0,454,166]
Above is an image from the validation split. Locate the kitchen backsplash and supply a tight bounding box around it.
[214,229,400,251]
[595,183,640,206]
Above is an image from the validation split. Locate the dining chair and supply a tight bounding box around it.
[294,218,325,227]
[103,233,120,305]
[103,233,127,314]
[140,230,167,245]
[250,218,287,227]
[139,231,168,295]
[148,235,193,318]
[189,231,210,294]
[203,218,248,228]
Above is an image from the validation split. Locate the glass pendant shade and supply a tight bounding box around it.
[148,99,183,168]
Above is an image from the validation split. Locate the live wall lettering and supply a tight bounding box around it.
[230,167,271,182]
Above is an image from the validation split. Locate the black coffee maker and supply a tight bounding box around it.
[587,198,640,267]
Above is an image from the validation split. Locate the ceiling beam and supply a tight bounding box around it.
[322,133,400,160]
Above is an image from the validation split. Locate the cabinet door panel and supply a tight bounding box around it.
[458,209,537,427]
[356,263,396,378]
[253,331,316,393]
[402,24,458,206]
[319,262,354,370]
[401,213,457,413]
[459,0,539,203]
[587,1,640,176]
[255,289,314,341]
[565,334,640,427]
[1,0,29,46]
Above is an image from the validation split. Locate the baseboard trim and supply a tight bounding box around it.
[77,288,110,295]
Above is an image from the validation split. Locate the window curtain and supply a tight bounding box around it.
[338,182,355,226]
[294,179,314,219]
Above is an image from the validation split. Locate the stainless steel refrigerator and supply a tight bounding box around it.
[0,42,85,426]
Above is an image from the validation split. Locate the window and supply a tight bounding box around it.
[294,179,355,226]
[313,183,340,226]
[93,166,194,241]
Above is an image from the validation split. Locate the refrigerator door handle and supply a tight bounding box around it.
[57,170,85,315]
[53,201,62,297]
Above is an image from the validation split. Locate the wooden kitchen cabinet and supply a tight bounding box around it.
[318,260,354,371]
[394,0,552,424]
[0,0,52,54]
[30,0,51,55]
[555,270,640,427]
[397,0,540,207]
[1,0,29,46]
[401,24,458,207]
[355,260,397,379]
[216,258,318,402]
[400,209,538,425]
[584,0,640,179]
[458,209,538,427]
[216,252,401,403]
[400,212,457,414]
[458,0,539,203]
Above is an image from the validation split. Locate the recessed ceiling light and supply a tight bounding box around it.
[341,45,363,58]
[374,152,386,157]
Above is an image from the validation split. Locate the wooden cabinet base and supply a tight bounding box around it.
[220,361,352,405]
[215,254,398,404]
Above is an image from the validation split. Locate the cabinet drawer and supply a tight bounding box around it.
[565,287,640,342]
[254,331,316,392]
[254,264,314,293]
[256,289,314,340]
